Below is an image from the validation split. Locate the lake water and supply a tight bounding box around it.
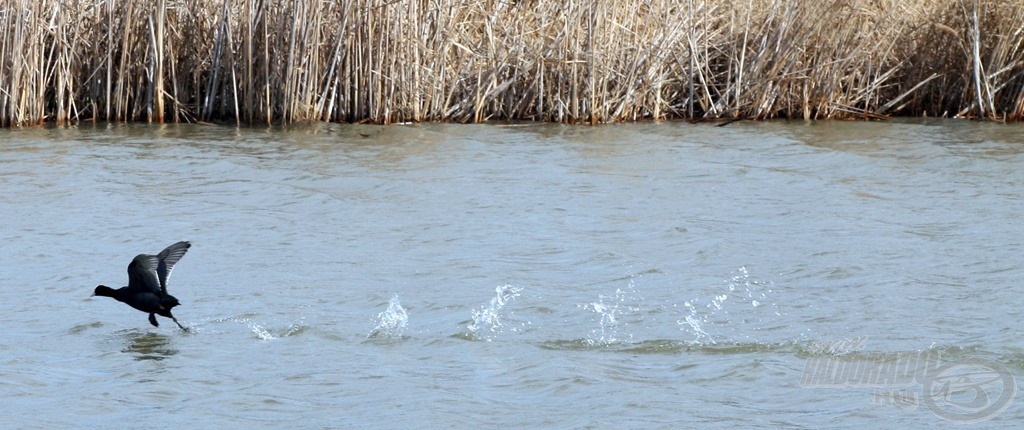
[1,120,1022,428]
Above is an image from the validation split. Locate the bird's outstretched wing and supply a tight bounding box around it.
[156,241,191,294]
[127,254,162,294]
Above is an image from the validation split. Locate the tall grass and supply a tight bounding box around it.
[2,0,1023,127]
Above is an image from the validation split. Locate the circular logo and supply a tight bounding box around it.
[921,358,1016,423]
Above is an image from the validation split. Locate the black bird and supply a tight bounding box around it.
[93,241,192,330]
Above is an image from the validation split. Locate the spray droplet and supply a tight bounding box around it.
[369,294,408,339]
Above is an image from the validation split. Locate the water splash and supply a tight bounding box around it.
[248,321,306,340]
[677,266,781,345]
[225,312,307,340]
[681,313,714,344]
[250,323,274,340]
[582,278,642,346]
[466,284,523,341]
[369,294,409,339]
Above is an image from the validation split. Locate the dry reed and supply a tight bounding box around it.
[2,0,1023,127]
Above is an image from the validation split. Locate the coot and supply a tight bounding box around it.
[93,241,192,331]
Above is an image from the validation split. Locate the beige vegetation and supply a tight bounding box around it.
[1,0,1022,127]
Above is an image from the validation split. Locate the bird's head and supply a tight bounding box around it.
[93,285,116,297]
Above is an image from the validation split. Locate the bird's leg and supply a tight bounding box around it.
[148,313,159,327]
[170,313,189,332]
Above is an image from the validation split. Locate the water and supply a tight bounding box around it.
[369,294,408,340]
[1,120,1023,427]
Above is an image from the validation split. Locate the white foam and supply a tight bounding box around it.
[467,284,523,341]
[369,294,409,339]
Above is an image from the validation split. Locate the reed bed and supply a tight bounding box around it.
[2,0,1023,127]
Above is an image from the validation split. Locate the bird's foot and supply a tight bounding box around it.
[172,317,189,332]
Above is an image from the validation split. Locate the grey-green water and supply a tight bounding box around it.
[1,120,1022,428]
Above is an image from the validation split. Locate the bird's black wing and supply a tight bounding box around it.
[156,241,191,294]
[127,254,162,294]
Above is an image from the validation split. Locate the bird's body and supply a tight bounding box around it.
[93,241,191,330]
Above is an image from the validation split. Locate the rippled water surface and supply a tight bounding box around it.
[2,120,1023,427]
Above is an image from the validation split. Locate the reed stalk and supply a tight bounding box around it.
[2,0,1024,127]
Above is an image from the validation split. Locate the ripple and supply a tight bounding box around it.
[537,339,686,354]
[536,339,800,355]
[68,321,104,334]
